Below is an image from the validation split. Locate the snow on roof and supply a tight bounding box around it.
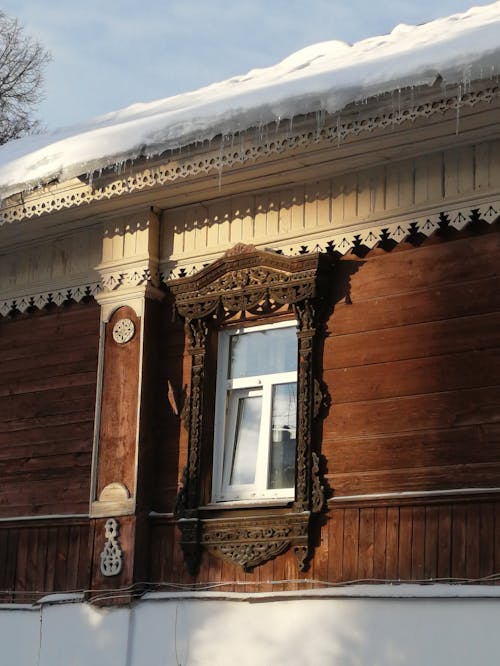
[1,2,500,201]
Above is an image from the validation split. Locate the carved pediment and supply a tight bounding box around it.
[168,245,326,321]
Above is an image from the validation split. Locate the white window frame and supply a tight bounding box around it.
[211,320,298,503]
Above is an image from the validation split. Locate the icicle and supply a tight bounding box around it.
[456,83,462,135]
[218,140,224,192]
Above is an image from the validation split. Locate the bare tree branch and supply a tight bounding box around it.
[0,11,51,145]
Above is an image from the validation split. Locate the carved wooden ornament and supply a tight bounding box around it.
[100,518,124,577]
[168,244,331,573]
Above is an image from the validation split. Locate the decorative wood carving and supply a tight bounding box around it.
[100,518,124,577]
[169,244,332,572]
[201,513,309,571]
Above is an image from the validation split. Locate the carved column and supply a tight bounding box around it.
[89,207,163,603]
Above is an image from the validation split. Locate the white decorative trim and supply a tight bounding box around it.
[2,199,498,317]
[161,198,500,280]
[0,281,102,317]
[99,518,124,577]
[1,85,499,225]
[0,268,164,318]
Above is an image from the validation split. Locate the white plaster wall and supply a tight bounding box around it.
[1,590,499,666]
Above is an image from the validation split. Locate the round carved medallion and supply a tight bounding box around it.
[112,317,135,344]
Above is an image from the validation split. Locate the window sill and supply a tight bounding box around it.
[200,498,294,511]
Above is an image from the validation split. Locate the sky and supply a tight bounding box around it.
[2,0,490,132]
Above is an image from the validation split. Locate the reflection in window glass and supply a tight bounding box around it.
[269,383,297,489]
[229,326,297,378]
[230,395,262,485]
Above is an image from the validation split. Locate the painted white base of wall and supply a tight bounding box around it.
[1,587,499,666]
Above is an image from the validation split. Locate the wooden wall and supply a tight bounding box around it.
[1,226,499,597]
[150,494,500,588]
[324,227,500,497]
[0,518,91,604]
[0,301,100,517]
[153,224,500,587]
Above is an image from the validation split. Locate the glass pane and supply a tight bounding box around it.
[269,382,296,489]
[229,326,297,378]
[229,395,262,485]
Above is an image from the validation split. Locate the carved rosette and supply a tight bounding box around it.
[168,244,332,573]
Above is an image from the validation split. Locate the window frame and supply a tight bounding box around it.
[212,319,298,503]
[168,245,329,573]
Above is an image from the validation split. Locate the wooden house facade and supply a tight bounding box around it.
[0,35,499,665]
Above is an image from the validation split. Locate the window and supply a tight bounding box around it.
[168,245,330,572]
[212,321,298,502]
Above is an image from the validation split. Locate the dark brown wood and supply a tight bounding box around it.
[358,508,374,580]
[326,312,500,369]
[373,507,387,580]
[342,508,359,581]
[411,507,426,580]
[479,503,494,579]
[0,519,89,601]
[451,504,467,579]
[97,305,141,497]
[329,275,500,336]
[0,302,99,517]
[424,506,439,580]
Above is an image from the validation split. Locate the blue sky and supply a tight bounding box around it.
[3,0,486,130]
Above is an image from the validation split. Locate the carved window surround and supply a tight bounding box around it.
[168,243,332,573]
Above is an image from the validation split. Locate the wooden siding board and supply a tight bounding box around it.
[314,518,330,583]
[479,502,494,579]
[466,504,480,581]
[4,530,18,602]
[328,463,500,497]
[495,503,500,584]
[328,386,500,438]
[358,508,375,580]
[398,507,412,580]
[329,276,500,337]
[385,507,400,581]
[328,510,344,583]
[325,312,500,369]
[346,232,500,303]
[411,507,426,580]
[373,507,387,580]
[342,508,359,581]
[324,349,500,404]
[451,504,467,580]
[327,426,499,476]
[424,506,439,580]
